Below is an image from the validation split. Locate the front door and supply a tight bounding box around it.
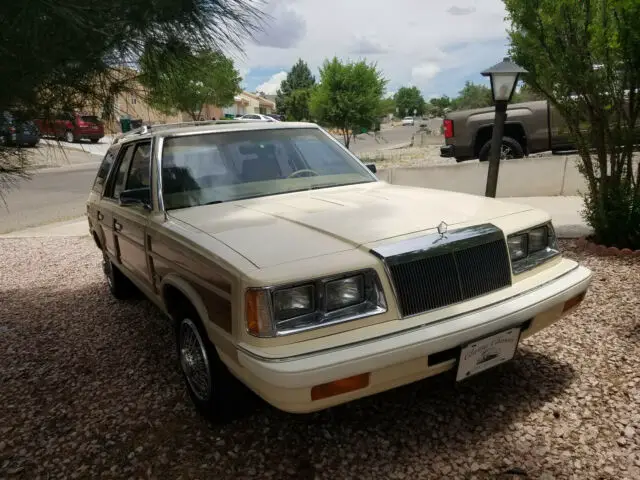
[101,141,153,289]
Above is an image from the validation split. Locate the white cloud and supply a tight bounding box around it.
[411,63,442,87]
[255,71,288,95]
[235,0,509,96]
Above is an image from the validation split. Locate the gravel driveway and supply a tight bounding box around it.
[1,238,638,479]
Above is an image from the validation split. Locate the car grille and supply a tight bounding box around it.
[371,224,512,317]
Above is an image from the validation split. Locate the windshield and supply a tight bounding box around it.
[161,128,376,210]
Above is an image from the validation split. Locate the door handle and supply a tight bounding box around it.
[114,221,122,232]
[97,212,104,221]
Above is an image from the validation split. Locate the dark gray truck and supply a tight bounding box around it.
[440,100,574,162]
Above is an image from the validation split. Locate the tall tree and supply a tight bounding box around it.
[0,0,262,192]
[505,0,640,249]
[450,82,493,110]
[275,59,316,120]
[394,87,425,118]
[309,57,386,149]
[140,47,241,120]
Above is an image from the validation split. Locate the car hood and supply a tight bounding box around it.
[168,182,533,268]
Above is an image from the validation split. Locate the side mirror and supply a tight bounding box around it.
[366,163,377,174]
[119,187,151,209]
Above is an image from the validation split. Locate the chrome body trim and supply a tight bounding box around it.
[370,223,504,263]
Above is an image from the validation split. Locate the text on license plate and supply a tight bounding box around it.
[456,327,520,381]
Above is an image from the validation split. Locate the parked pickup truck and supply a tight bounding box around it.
[440,100,574,163]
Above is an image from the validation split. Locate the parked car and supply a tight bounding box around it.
[266,113,285,121]
[86,121,592,422]
[402,116,415,126]
[35,112,104,143]
[440,100,578,163]
[239,113,280,122]
[0,111,40,147]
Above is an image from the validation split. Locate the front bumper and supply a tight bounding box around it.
[231,263,592,413]
[440,144,455,157]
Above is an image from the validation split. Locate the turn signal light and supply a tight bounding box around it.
[562,292,586,313]
[311,373,370,401]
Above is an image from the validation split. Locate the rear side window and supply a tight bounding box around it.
[92,150,117,193]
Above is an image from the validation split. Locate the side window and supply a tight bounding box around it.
[108,145,135,199]
[125,142,151,190]
[92,149,117,193]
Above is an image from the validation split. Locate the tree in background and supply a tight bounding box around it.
[140,46,241,120]
[309,58,386,149]
[505,0,640,249]
[379,97,396,116]
[275,59,316,121]
[450,82,493,110]
[394,87,425,118]
[426,96,452,117]
[0,0,262,192]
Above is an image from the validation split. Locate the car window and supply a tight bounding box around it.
[81,115,101,124]
[125,142,151,190]
[161,128,375,210]
[108,145,135,199]
[92,149,118,193]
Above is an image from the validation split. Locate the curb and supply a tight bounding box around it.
[575,237,640,257]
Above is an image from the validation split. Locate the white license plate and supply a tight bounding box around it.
[456,327,521,381]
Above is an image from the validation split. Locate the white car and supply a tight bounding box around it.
[239,114,280,122]
[88,120,592,420]
[402,116,415,126]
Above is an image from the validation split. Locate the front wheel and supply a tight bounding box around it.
[64,130,75,143]
[90,138,100,143]
[478,136,524,162]
[175,311,248,423]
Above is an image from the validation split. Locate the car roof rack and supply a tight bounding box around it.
[111,119,254,144]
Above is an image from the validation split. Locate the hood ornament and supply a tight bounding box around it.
[437,221,448,237]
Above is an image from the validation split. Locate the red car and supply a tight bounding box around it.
[35,112,104,143]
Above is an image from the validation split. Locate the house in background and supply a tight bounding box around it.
[221,91,276,117]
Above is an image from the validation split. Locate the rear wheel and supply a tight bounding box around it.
[90,138,99,143]
[175,308,248,423]
[64,130,75,143]
[478,136,524,162]
[102,251,136,299]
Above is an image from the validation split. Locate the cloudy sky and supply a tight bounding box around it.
[233,0,512,99]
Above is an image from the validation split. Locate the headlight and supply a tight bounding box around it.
[326,275,364,311]
[507,234,528,261]
[246,270,387,337]
[508,222,560,274]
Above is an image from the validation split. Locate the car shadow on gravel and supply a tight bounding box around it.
[1,281,576,480]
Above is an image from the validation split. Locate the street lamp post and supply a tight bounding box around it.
[481,57,528,198]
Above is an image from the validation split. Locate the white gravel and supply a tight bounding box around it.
[0,237,639,479]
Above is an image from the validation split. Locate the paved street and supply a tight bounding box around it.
[0,151,101,233]
[338,124,424,154]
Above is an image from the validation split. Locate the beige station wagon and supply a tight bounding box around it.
[87,120,592,421]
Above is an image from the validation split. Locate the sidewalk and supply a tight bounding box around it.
[0,196,591,239]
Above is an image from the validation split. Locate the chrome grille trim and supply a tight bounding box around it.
[371,224,512,318]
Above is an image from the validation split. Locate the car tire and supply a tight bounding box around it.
[102,251,136,300]
[64,130,76,143]
[478,136,524,162]
[90,138,99,143]
[174,307,248,424]
[455,157,467,163]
